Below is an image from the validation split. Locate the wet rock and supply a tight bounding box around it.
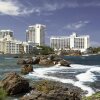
[0,72,29,95]
[39,59,54,66]
[32,57,40,64]
[59,59,71,67]
[17,59,26,65]
[25,58,34,64]
[21,64,33,75]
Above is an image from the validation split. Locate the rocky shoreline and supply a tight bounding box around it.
[0,72,82,100]
[0,53,84,100]
[20,80,82,100]
[17,54,71,75]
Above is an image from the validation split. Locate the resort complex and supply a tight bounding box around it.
[50,33,90,52]
[0,24,90,54]
[0,24,46,54]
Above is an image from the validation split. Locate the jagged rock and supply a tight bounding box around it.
[20,80,81,100]
[39,59,54,66]
[0,72,29,95]
[21,64,33,75]
[59,59,71,67]
[32,57,40,64]
[17,59,26,65]
[25,58,33,64]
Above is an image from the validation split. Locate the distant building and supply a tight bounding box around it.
[50,32,90,52]
[0,30,13,39]
[0,35,22,54]
[0,35,36,54]
[26,24,46,46]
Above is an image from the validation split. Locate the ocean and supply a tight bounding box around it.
[0,54,100,98]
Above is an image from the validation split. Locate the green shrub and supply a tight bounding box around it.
[0,88,7,100]
[82,92,100,100]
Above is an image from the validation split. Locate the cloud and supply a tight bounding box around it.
[65,0,100,8]
[43,3,66,11]
[0,0,34,16]
[64,21,89,30]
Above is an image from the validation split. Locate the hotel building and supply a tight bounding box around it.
[0,30,36,54]
[26,24,46,46]
[50,33,90,52]
[0,30,13,39]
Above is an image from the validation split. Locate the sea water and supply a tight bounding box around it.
[0,54,100,98]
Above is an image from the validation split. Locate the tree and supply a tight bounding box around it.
[37,45,54,55]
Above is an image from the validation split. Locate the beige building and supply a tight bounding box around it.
[0,35,22,54]
[0,35,36,54]
[0,30,13,39]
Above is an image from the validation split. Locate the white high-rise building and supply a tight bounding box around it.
[50,33,90,52]
[26,24,46,46]
[0,30,13,39]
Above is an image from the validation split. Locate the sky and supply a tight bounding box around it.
[0,0,100,46]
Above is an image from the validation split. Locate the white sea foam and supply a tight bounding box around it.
[27,64,100,97]
[76,67,100,82]
[74,81,95,96]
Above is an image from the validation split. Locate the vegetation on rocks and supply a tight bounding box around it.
[37,45,54,55]
[82,92,100,100]
[21,80,81,100]
[34,80,58,94]
[0,88,7,100]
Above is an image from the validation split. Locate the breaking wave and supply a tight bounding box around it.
[26,64,100,96]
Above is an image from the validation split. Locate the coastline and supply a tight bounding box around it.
[0,54,99,100]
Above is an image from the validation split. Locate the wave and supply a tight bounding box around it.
[27,64,100,97]
[76,67,100,82]
[5,57,13,60]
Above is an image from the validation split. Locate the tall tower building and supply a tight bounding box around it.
[0,30,13,39]
[26,24,46,46]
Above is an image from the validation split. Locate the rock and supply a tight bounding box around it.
[33,57,40,64]
[0,72,29,95]
[25,58,33,64]
[20,80,81,100]
[39,59,54,66]
[17,59,26,65]
[21,65,33,75]
[59,60,71,67]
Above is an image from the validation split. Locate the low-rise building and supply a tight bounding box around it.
[0,35,36,54]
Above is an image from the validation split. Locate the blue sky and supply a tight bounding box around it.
[0,0,100,46]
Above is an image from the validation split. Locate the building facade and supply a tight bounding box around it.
[26,24,46,46]
[0,30,13,39]
[0,35,22,54]
[0,35,36,54]
[50,33,90,52]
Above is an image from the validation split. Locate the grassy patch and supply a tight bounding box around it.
[82,92,100,100]
[33,80,56,94]
[0,88,7,100]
